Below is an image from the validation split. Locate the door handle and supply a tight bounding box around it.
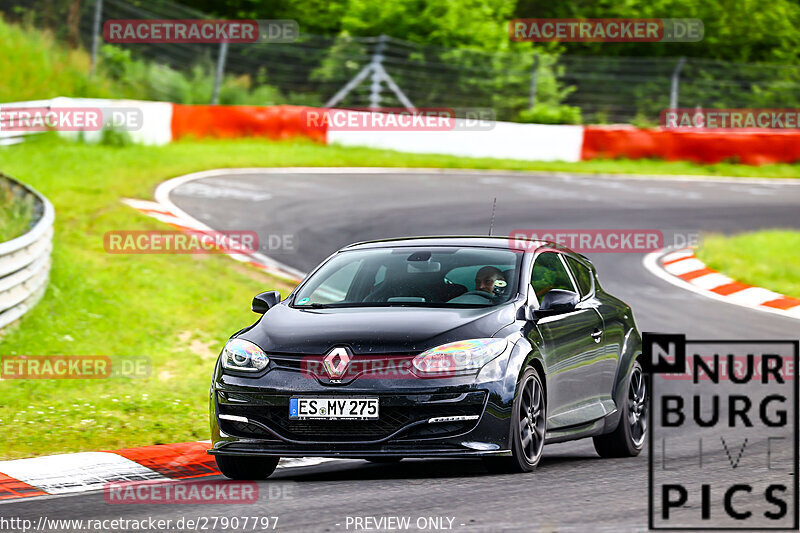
[591,329,603,343]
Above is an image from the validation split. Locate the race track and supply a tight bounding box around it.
[5,170,799,532]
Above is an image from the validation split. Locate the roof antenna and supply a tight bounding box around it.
[488,197,497,236]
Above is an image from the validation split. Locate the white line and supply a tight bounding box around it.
[155,166,800,184]
[725,286,784,306]
[0,456,349,504]
[661,249,693,263]
[154,170,307,281]
[663,257,706,276]
[690,272,733,290]
[642,247,800,322]
[150,166,800,287]
[0,452,165,495]
[120,198,172,214]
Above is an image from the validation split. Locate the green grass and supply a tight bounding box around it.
[1,137,800,460]
[695,231,800,299]
[0,177,34,241]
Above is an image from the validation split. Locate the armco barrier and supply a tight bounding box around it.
[581,125,800,165]
[0,175,54,329]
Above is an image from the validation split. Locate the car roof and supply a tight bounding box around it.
[341,235,570,254]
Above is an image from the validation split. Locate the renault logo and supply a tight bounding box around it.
[323,347,351,379]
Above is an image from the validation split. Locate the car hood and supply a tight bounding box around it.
[238,303,518,355]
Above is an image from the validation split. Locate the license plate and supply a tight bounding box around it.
[289,398,379,420]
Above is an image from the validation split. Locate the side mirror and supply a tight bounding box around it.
[252,291,281,314]
[534,289,579,318]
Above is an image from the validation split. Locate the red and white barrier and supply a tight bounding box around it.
[582,125,800,165]
[6,98,800,165]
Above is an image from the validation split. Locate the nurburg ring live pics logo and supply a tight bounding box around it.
[643,333,798,530]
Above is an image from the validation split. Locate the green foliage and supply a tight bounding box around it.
[99,127,134,147]
[0,178,34,242]
[340,0,517,50]
[0,16,114,101]
[514,0,800,63]
[98,45,286,104]
[517,103,582,125]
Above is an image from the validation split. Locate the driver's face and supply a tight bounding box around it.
[476,273,503,294]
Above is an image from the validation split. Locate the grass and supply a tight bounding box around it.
[1,136,800,460]
[0,177,34,241]
[695,231,800,299]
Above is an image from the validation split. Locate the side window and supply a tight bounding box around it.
[566,257,593,298]
[531,253,576,300]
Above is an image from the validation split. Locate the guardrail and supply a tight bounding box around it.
[0,175,54,329]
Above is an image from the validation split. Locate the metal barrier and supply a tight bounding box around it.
[0,175,54,329]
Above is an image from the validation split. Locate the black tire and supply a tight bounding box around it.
[594,360,647,458]
[483,366,546,474]
[215,455,280,480]
[365,457,403,464]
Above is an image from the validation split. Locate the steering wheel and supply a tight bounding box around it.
[459,290,495,300]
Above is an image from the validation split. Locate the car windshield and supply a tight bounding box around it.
[292,246,523,308]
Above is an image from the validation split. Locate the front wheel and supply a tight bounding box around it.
[215,455,280,480]
[593,360,647,458]
[484,366,546,474]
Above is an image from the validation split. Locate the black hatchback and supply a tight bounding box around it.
[208,236,646,479]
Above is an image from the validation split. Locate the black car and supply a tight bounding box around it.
[208,236,646,479]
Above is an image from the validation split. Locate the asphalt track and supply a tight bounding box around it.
[6,170,800,532]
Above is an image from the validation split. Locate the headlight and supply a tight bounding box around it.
[221,339,269,372]
[412,338,507,376]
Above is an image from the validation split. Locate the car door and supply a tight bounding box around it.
[564,255,619,414]
[527,252,607,429]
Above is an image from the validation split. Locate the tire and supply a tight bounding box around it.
[594,360,647,458]
[215,455,280,480]
[365,457,403,464]
[483,366,546,474]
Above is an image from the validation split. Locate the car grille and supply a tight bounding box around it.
[217,392,485,442]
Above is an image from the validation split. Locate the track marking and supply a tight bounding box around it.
[643,247,800,321]
[0,452,165,495]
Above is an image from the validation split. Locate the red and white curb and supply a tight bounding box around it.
[0,442,335,502]
[644,247,800,321]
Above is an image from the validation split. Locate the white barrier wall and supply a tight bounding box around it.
[52,97,173,146]
[327,113,585,162]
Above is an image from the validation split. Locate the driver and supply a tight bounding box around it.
[447,266,508,304]
[475,266,506,297]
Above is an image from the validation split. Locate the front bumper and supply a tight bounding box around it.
[209,362,516,458]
